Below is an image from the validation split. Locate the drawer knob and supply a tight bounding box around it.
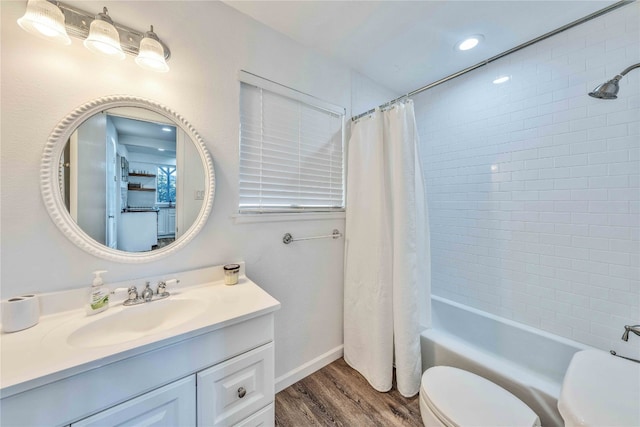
[238,387,247,398]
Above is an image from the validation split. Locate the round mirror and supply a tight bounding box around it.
[41,95,215,263]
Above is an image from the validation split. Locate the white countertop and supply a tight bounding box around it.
[0,272,280,398]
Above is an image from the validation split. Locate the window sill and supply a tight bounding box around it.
[231,211,346,224]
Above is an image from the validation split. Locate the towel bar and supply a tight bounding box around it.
[283,229,342,244]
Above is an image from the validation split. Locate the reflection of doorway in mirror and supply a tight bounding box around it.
[108,110,177,251]
[105,125,118,249]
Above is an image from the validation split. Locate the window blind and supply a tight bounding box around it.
[239,77,345,213]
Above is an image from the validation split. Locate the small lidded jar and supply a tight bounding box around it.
[224,264,240,285]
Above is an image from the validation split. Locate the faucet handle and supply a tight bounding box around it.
[157,279,178,297]
[127,286,138,301]
[157,281,167,296]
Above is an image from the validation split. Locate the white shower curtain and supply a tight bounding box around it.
[343,100,430,398]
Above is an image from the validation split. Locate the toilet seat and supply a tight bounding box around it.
[420,366,540,427]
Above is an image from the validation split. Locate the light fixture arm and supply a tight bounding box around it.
[49,0,171,60]
[94,7,115,25]
[145,25,161,42]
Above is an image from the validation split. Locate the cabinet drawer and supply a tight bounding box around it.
[197,343,274,427]
[234,404,274,427]
[72,375,196,426]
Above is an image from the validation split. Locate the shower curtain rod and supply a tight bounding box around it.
[351,0,635,122]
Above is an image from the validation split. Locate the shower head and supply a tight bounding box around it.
[589,63,640,100]
[589,77,621,99]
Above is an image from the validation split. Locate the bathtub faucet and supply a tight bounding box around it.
[621,325,640,341]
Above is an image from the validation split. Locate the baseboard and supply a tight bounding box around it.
[275,345,344,393]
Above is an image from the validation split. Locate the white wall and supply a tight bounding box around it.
[414,3,640,358]
[0,0,396,388]
[76,113,107,244]
[178,130,206,237]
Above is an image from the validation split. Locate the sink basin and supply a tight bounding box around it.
[558,349,640,427]
[60,298,208,349]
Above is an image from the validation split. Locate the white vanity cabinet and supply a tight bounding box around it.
[2,314,275,427]
[69,344,275,427]
[0,272,280,427]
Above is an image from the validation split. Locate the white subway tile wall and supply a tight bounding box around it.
[413,3,639,357]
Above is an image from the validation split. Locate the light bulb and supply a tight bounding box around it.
[83,7,125,60]
[17,0,71,45]
[135,26,169,72]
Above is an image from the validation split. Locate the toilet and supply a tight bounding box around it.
[419,366,541,427]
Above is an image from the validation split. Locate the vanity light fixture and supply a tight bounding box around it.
[17,0,171,72]
[493,76,510,84]
[83,7,124,60]
[161,127,172,132]
[456,35,484,51]
[17,0,71,45]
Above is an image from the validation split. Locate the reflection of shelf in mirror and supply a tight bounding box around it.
[128,188,156,192]
[129,173,156,177]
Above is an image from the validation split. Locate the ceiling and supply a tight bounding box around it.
[110,115,176,157]
[224,0,620,95]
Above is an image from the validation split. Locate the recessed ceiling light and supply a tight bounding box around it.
[161,127,172,132]
[158,148,166,151]
[456,35,484,51]
[493,76,510,84]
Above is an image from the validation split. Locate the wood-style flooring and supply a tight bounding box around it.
[275,358,422,427]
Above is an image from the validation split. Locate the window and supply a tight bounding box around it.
[238,71,345,214]
[157,165,176,203]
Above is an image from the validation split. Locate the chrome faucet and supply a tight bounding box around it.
[122,279,177,306]
[622,325,640,341]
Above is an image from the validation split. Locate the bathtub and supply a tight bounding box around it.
[421,296,592,427]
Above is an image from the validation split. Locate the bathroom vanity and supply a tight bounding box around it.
[0,264,280,426]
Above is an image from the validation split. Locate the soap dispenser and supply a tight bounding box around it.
[86,270,110,315]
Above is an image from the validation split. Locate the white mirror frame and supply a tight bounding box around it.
[41,95,215,263]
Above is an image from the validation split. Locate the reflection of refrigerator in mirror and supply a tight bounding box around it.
[110,109,175,250]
